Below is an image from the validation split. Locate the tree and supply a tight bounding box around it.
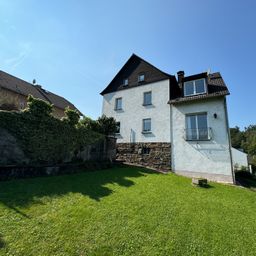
[25,95,52,117]
[242,125,256,156]
[79,116,97,130]
[80,115,117,136]
[230,126,244,149]
[63,107,80,126]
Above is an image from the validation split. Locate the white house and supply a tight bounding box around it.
[231,147,248,170]
[101,54,235,183]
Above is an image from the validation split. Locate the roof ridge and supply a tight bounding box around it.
[0,70,36,88]
[131,53,175,78]
[100,54,175,95]
[0,69,80,114]
[34,86,53,105]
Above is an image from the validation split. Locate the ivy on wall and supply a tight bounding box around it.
[0,96,104,165]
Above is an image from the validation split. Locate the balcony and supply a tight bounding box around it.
[184,128,212,141]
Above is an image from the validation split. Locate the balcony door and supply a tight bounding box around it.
[186,113,208,140]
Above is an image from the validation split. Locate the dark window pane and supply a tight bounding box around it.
[144,92,152,105]
[115,98,122,110]
[197,114,207,128]
[184,81,194,96]
[143,119,151,132]
[116,122,120,133]
[138,74,145,82]
[195,79,205,94]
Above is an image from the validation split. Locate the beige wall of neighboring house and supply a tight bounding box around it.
[52,106,66,119]
[0,87,27,110]
[0,70,81,119]
[0,87,66,118]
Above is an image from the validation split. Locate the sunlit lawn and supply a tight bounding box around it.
[0,166,256,256]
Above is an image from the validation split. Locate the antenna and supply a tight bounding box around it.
[207,68,211,75]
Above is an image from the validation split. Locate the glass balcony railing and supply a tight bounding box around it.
[184,128,212,141]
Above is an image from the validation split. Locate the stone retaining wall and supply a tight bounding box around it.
[116,142,171,170]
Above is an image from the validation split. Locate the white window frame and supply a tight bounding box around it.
[115,97,122,110]
[185,113,210,141]
[142,118,151,133]
[123,78,128,86]
[138,74,145,82]
[143,91,152,106]
[184,78,206,96]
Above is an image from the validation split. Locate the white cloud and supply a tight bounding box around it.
[4,42,32,70]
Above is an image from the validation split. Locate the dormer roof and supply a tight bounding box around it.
[169,72,230,104]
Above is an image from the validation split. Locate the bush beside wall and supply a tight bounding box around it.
[0,96,104,166]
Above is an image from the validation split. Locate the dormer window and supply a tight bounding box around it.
[184,78,206,96]
[138,74,145,82]
[123,78,128,86]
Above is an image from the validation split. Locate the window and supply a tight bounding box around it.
[123,78,128,86]
[142,147,151,154]
[185,113,210,140]
[184,79,206,96]
[138,74,145,82]
[143,91,152,105]
[142,118,151,133]
[116,122,120,134]
[115,98,122,110]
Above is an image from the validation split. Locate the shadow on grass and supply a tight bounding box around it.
[193,183,214,189]
[0,166,160,215]
[235,171,256,192]
[0,234,5,249]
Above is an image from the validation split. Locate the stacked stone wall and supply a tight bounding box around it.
[116,142,171,170]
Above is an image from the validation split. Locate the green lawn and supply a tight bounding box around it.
[0,166,256,256]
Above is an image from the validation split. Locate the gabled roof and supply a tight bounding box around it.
[169,72,230,104]
[0,70,81,114]
[100,54,177,95]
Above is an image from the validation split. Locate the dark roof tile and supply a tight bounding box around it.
[100,54,176,95]
[169,72,229,104]
[0,70,81,114]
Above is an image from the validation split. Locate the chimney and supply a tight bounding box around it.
[177,71,185,83]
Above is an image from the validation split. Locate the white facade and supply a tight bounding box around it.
[102,79,171,143]
[101,58,234,183]
[232,147,248,170]
[171,98,234,183]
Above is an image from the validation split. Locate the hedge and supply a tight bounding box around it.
[0,96,104,165]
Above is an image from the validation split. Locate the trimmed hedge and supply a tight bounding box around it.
[0,96,104,165]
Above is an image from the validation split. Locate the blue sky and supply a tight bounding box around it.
[0,0,255,129]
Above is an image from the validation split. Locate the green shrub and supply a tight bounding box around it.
[0,96,103,165]
[80,114,117,136]
[63,107,80,126]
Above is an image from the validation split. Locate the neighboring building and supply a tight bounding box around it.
[0,70,81,118]
[101,54,235,183]
[231,147,249,171]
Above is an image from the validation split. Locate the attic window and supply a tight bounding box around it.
[123,78,128,86]
[184,78,206,96]
[138,74,145,82]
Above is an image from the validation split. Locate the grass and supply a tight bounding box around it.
[0,166,256,256]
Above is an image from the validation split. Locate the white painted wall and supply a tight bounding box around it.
[232,147,248,170]
[171,98,233,182]
[102,79,171,143]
